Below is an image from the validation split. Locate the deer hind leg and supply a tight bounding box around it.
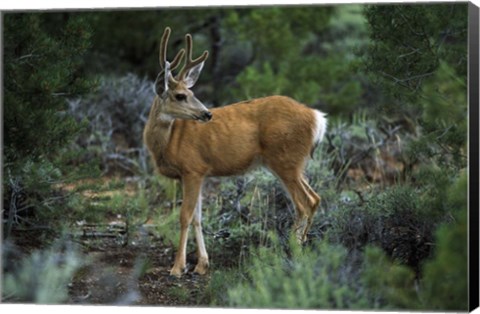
[274,170,320,243]
[300,176,321,239]
[170,175,204,277]
[192,193,209,275]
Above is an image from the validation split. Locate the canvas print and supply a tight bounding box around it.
[1,2,475,311]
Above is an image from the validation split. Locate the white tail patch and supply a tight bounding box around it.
[313,110,327,145]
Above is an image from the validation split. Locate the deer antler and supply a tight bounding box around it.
[156,27,208,92]
[159,27,186,74]
[177,33,209,81]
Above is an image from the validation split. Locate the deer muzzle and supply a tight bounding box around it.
[200,111,213,122]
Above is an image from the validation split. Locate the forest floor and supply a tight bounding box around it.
[7,177,217,307]
[62,177,216,307]
[66,234,212,306]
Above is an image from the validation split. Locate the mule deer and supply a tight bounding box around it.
[143,27,327,277]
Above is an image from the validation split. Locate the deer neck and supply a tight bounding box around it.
[144,97,175,158]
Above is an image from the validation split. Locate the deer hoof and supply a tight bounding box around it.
[193,265,208,275]
[170,266,186,277]
[193,259,209,275]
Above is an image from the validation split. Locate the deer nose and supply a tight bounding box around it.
[202,111,212,121]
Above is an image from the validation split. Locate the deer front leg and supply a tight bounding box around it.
[193,193,209,275]
[170,175,203,277]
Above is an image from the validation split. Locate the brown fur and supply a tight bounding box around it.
[145,95,317,179]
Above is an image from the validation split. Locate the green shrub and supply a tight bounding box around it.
[359,172,468,311]
[361,246,419,309]
[419,171,468,311]
[226,235,369,309]
[199,270,244,306]
[327,185,434,272]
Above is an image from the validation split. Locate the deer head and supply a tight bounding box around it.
[154,27,212,122]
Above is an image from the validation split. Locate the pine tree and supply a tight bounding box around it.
[3,13,93,164]
[3,13,94,234]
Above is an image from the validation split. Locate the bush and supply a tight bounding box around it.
[324,114,410,188]
[3,13,94,237]
[198,171,468,311]
[419,171,468,311]
[198,270,244,306]
[2,240,83,303]
[68,73,155,175]
[226,235,369,309]
[359,171,468,311]
[201,174,277,268]
[327,185,435,273]
[361,245,419,309]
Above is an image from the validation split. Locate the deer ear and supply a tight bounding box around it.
[163,61,171,94]
[155,61,171,97]
[183,61,205,88]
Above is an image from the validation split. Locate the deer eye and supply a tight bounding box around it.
[175,94,187,102]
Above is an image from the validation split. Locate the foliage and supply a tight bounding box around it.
[324,113,409,188]
[419,171,468,310]
[364,4,468,171]
[201,173,280,267]
[199,270,244,306]
[56,6,368,112]
[3,13,94,164]
[3,13,95,236]
[230,5,368,116]
[2,240,83,303]
[364,3,467,102]
[363,3,468,181]
[361,245,419,309]
[222,171,468,310]
[414,62,467,168]
[327,185,435,273]
[227,235,368,309]
[358,171,469,311]
[83,9,218,78]
[67,74,155,175]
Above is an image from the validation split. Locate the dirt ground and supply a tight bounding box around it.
[66,230,213,306]
[3,176,237,307]
[5,225,213,307]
